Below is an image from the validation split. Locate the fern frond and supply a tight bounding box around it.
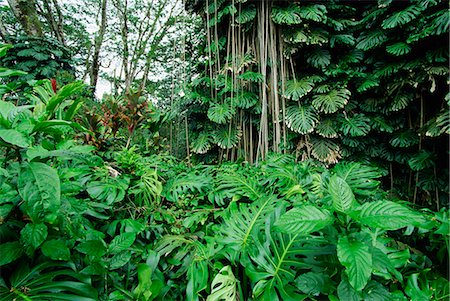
[285,105,318,134]
[312,88,351,114]
[207,103,235,124]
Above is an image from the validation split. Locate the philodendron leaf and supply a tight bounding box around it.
[18,162,61,223]
[41,239,71,261]
[352,201,426,230]
[20,223,48,252]
[337,236,372,291]
[206,266,238,301]
[329,175,356,213]
[0,242,23,266]
[274,205,333,235]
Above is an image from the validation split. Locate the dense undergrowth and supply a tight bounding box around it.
[0,44,449,301]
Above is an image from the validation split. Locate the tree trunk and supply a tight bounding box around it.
[7,0,43,37]
[90,0,108,93]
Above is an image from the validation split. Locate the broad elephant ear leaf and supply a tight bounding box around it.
[18,162,61,224]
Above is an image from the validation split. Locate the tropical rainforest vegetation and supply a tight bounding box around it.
[0,0,448,300]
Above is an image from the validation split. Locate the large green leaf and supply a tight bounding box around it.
[206,266,238,301]
[333,162,381,196]
[18,162,61,223]
[274,205,333,235]
[283,77,315,100]
[20,223,48,253]
[271,5,302,25]
[296,271,332,296]
[109,232,136,254]
[353,201,426,230]
[337,236,372,291]
[41,240,71,261]
[285,105,318,134]
[207,103,235,124]
[312,88,350,114]
[0,129,31,148]
[328,175,356,213]
[382,5,422,29]
[76,240,107,258]
[0,242,23,266]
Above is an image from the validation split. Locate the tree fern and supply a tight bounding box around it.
[356,30,388,50]
[285,105,318,134]
[271,5,302,25]
[381,5,422,29]
[386,42,412,56]
[207,103,235,124]
[340,113,371,137]
[306,48,331,68]
[312,88,351,114]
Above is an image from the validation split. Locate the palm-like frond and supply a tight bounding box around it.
[298,5,327,23]
[330,34,356,47]
[285,105,318,134]
[312,88,351,114]
[236,4,256,24]
[316,118,339,138]
[389,93,412,112]
[207,103,236,124]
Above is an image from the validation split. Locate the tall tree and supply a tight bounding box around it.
[6,0,43,37]
[89,0,108,92]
